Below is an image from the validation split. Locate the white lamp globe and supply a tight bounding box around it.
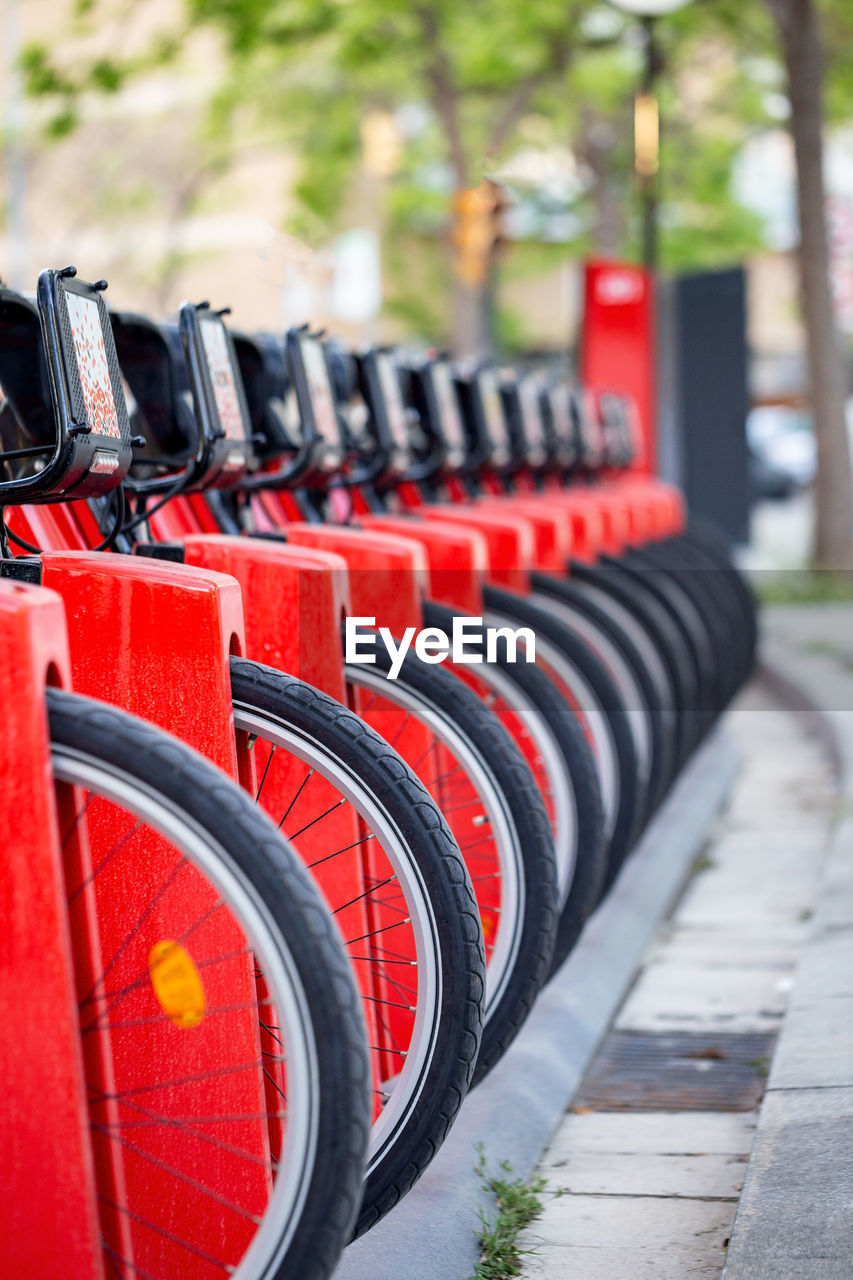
[608,0,693,13]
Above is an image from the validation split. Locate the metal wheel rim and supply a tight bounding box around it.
[533,593,654,786]
[459,657,579,905]
[343,667,526,1017]
[231,704,442,1172]
[52,745,319,1280]
[484,609,619,842]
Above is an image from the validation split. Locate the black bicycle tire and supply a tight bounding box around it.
[420,599,606,975]
[662,530,757,695]
[606,550,721,732]
[46,687,371,1280]
[342,640,560,1077]
[228,659,485,1236]
[482,585,643,891]
[624,543,740,711]
[677,521,759,679]
[567,559,700,764]
[530,571,677,816]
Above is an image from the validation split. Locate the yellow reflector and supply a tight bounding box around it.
[149,940,206,1029]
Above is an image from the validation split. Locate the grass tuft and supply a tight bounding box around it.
[753,571,853,604]
[469,1147,547,1280]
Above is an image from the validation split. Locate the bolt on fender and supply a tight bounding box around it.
[344,616,536,680]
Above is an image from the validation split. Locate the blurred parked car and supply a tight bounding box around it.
[747,405,816,501]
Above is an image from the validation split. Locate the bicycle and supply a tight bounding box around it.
[0,575,371,1280]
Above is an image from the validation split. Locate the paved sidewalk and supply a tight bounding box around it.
[337,713,739,1280]
[520,671,837,1279]
[724,606,853,1278]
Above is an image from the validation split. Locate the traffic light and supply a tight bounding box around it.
[451,180,509,287]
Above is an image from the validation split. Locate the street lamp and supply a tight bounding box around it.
[608,0,693,270]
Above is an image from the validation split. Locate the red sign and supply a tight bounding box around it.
[581,260,656,474]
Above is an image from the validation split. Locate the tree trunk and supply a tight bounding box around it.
[768,0,853,567]
[450,277,491,360]
[448,185,498,359]
[579,109,627,259]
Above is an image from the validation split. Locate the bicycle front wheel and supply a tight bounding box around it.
[343,646,560,1079]
[228,659,486,1237]
[48,688,371,1280]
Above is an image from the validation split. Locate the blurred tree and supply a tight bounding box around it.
[23,0,600,353]
[200,0,853,565]
[17,7,228,307]
[663,0,853,566]
[19,0,772,355]
[19,0,853,584]
[552,30,768,272]
[762,0,853,567]
[183,0,597,356]
[205,0,769,350]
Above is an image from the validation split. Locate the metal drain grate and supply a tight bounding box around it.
[573,1031,776,1112]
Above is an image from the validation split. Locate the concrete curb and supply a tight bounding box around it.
[337,729,740,1280]
[723,626,853,1279]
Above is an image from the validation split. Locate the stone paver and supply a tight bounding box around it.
[540,1147,749,1199]
[522,1195,736,1278]
[721,607,853,1279]
[767,995,853,1090]
[335,726,741,1280]
[644,926,808,970]
[616,966,792,1033]
[543,1111,758,1158]
[520,678,836,1280]
[723,1087,853,1279]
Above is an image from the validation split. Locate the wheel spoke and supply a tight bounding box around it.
[92,1126,263,1224]
[306,831,374,869]
[78,857,189,1006]
[275,766,314,828]
[285,796,346,840]
[98,1197,232,1272]
[88,1086,281,1169]
[255,742,277,802]
[79,899,229,1016]
[66,812,144,903]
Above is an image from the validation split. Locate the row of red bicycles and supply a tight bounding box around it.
[0,266,756,1280]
